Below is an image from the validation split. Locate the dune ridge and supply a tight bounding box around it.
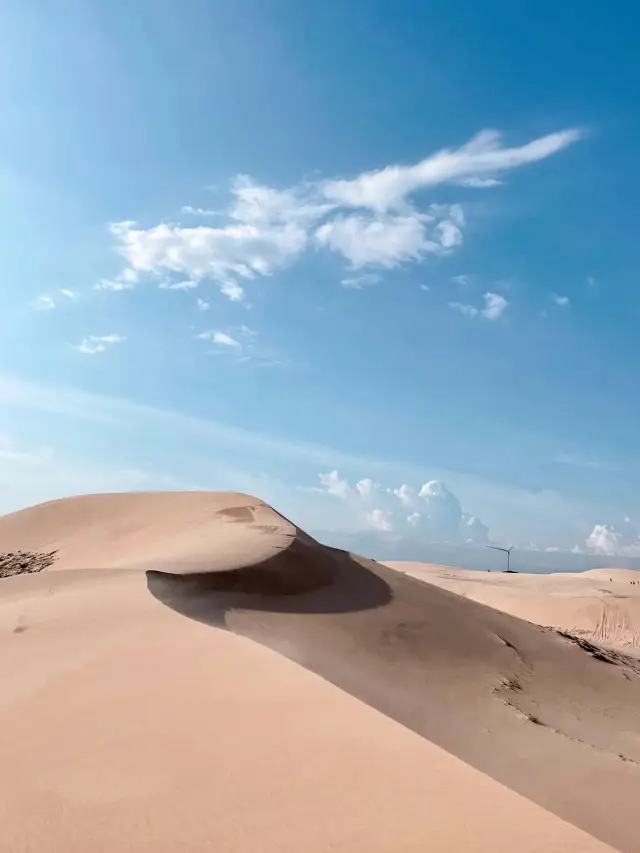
[1,492,640,853]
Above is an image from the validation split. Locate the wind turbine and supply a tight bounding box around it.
[486,544,515,573]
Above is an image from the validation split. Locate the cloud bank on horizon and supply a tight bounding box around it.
[317,470,491,545]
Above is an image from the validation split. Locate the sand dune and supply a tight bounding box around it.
[2,494,640,853]
[386,561,640,651]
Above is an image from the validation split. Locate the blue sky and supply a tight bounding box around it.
[1,0,639,560]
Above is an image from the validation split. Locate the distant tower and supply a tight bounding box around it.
[486,544,515,573]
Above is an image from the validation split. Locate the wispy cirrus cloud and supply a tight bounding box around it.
[103,127,582,297]
[322,128,582,213]
[29,290,76,311]
[340,272,382,289]
[194,325,285,366]
[75,333,126,355]
[449,291,508,320]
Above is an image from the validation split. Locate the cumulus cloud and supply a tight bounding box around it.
[316,205,463,268]
[393,484,414,505]
[318,469,351,499]
[369,508,393,531]
[553,294,570,306]
[196,297,210,312]
[107,175,332,301]
[104,128,581,296]
[75,333,125,355]
[585,522,640,557]
[482,292,508,320]
[316,470,489,543]
[355,477,379,500]
[322,128,582,213]
[449,291,508,320]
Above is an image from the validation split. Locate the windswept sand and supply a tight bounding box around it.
[386,561,640,652]
[1,494,640,853]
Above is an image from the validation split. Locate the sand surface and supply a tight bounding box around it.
[1,493,639,853]
[386,561,640,652]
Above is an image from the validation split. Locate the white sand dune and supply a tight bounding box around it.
[386,560,640,651]
[1,493,640,853]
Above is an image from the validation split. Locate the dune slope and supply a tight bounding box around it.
[386,561,640,651]
[1,493,640,853]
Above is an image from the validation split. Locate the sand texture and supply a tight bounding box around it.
[1,492,639,853]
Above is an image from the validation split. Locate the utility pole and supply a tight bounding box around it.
[486,544,514,573]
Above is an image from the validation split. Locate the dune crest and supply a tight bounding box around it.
[1,492,639,853]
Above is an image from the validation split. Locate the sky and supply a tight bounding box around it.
[1,0,639,562]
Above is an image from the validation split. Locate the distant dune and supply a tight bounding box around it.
[2,493,640,853]
[386,560,640,652]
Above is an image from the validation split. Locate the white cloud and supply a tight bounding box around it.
[449,291,508,320]
[30,295,55,311]
[213,331,240,347]
[197,330,241,347]
[322,128,582,213]
[196,297,210,311]
[461,514,490,544]
[586,524,624,556]
[103,127,581,295]
[318,469,351,499]
[316,204,464,268]
[393,484,414,505]
[220,280,244,301]
[481,292,508,320]
[159,279,198,290]
[585,522,640,557]
[107,176,333,302]
[75,334,125,355]
[452,274,474,286]
[96,276,134,292]
[355,477,379,499]
[553,294,570,306]
[449,301,479,317]
[181,205,220,217]
[317,213,434,268]
[340,273,382,289]
[196,325,283,367]
[369,508,393,532]
[59,289,76,299]
[317,470,489,544]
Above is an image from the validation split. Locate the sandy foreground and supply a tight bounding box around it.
[1,494,639,853]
